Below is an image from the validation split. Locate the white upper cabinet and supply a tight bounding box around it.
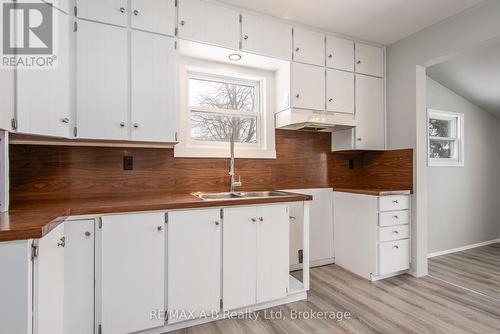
[355,43,384,78]
[326,69,354,114]
[76,0,128,27]
[355,75,385,150]
[130,0,176,36]
[292,62,325,111]
[293,27,325,66]
[98,212,166,334]
[17,8,74,138]
[131,32,178,142]
[178,0,240,49]
[76,20,128,140]
[326,35,354,71]
[167,209,221,323]
[241,13,292,60]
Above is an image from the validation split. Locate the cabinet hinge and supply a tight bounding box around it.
[286,287,288,294]
[174,27,178,37]
[31,243,38,260]
[98,217,103,229]
[73,6,77,16]
[98,324,102,334]
[11,118,17,130]
[174,40,177,50]
[73,126,77,137]
[174,132,178,141]
[73,21,78,32]
[220,299,223,309]
[175,0,178,7]
[165,212,169,224]
[239,14,242,23]
[220,209,223,219]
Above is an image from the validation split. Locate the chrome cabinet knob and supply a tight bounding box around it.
[392,230,399,234]
[357,137,362,141]
[328,98,333,102]
[133,123,139,129]
[133,9,139,16]
[120,122,126,128]
[295,94,300,98]
[356,60,361,64]
[157,226,163,231]
[393,215,399,219]
[392,200,399,204]
[243,35,248,40]
[258,217,263,222]
[180,20,186,26]
[85,231,91,237]
[61,117,70,124]
[119,7,125,13]
[57,237,65,247]
[251,218,257,222]
[328,54,333,58]
[214,221,220,226]
[393,245,399,249]
[295,47,300,52]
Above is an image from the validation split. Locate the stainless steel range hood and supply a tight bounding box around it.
[275,108,356,132]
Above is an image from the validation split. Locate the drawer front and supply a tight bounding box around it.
[378,239,410,275]
[379,195,409,211]
[378,225,409,242]
[379,210,409,227]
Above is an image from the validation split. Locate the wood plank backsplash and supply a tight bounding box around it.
[9,130,413,201]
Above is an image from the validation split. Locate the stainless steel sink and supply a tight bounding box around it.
[195,191,289,200]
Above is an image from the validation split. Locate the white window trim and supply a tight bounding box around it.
[175,57,276,159]
[427,109,464,167]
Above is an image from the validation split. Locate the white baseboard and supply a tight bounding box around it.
[290,257,334,271]
[427,238,500,258]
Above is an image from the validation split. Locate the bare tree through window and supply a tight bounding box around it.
[189,76,260,143]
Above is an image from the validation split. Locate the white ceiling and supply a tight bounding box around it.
[220,0,484,45]
[427,40,500,117]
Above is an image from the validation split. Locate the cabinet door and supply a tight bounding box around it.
[326,69,354,114]
[355,43,384,78]
[326,35,354,71]
[98,212,165,334]
[17,8,73,138]
[292,63,325,111]
[241,13,292,60]
[76,20,128,140]
[76,0,128,27]
[168,209,221,323]
[256,205,289,304]
[34,224,65,334]
[355,75,385,150]
[64,220,94,334]
[130,0,176,36]
[222,206,257,311]
[293,27,325,66]
[178,0,240,49]
[131,32,178,142]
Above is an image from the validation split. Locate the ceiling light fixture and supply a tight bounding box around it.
[228,53,242,61]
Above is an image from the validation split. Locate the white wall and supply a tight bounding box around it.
[386,0,500,276]
[426,77,500,253]
[0,68,14,131]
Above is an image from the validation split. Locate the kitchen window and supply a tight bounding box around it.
[427,109,464,167]
[175,57,276,158]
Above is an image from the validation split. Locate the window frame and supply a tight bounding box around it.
[427,109,464,167]
[188,72,262,147]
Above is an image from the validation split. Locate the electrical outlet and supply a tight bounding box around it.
[123,156,134,170]
[348,159,354,170]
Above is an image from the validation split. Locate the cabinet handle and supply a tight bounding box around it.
[295,47,300,52]
[251,218,257,222]
[258,217,263,222]
[356,137,362,141]
[295,94,300,98]
[392,200,399,204]
[243,35,248,40]
[85,231,91,237]
[180,20,186,26]
[356,60,361,64]
[328,54,333,58]
[392,215,399,219]
[61,117,70,124]
[393,245,399,249]
[133,123,139,129]
[157,226,163,231]
[214,221,220,226]
[120,122,126,128]
[133,9,139,16]
[119,7,125,14]
[57,237,65,247]
[392,230,399,234]
[328,98,333,103]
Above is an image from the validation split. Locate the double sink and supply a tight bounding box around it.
[195,191,289,201]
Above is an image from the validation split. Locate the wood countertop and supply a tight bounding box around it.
[333,188,412,196]
[0,192,312,242]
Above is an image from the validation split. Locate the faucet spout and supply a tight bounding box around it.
[229,129,241,192]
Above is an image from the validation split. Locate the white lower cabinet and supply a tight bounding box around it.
[167,209,221,323]
[97,212,166,334]
[64,220,95,334]
[33,223,65,334]
[334,192,410,281]
[223,205,289,311]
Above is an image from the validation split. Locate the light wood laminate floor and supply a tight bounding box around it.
[429,243,500,299]
[172,264,500,334]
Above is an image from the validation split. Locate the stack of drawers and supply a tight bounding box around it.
[377,195,410,276]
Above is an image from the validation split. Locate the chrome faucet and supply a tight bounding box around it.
[229,130,242,192]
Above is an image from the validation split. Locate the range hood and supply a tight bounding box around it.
[275,108,356,132]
